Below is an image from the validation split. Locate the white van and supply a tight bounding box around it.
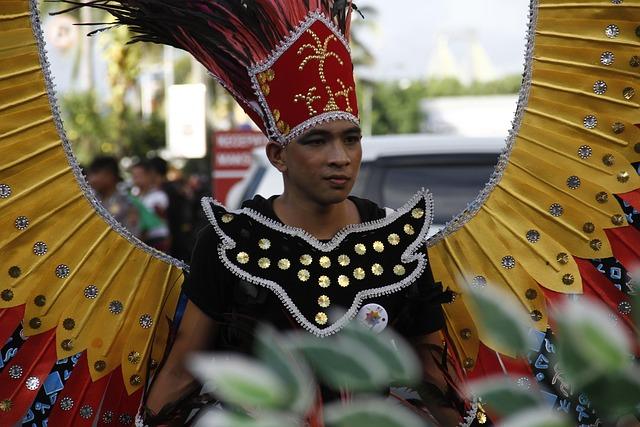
[225,134,505,231]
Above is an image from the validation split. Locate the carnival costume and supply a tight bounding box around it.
[0,0,639,425]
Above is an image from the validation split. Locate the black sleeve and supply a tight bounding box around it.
[393,250,447,338]
[181,225,230,322]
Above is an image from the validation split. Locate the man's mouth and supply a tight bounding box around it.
[326,175,350,185]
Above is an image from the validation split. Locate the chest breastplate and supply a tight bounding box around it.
[202,190,433,337]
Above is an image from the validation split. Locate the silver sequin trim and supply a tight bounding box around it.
[526,230,540,243]
[578,145,593,159]
[472,275,487,288]
[108,300,123,314]
[583,115,598,129]
[618,301,632,315]
[549,203,564,217]
[605,24,620,38]
[593,80,607,95]
[600,51,615,66]
[501,256,516,269]
[120,414,133,425]
[566,176,581,190]
[79,405,93,419]
[102,410,114,424]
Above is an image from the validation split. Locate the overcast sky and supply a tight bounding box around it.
[355,0,532,80]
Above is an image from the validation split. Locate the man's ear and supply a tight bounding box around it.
[265,142,287,173]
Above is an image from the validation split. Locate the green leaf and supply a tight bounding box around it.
[467,378,542,417]
[194,410,302,427]
[466,285,532,356]
[286,332,388,392]
[339,323,421,385]
[500,408,571,427]
[580,368,640,420]
[556,299,632,384]
[254,325,315,415]
[189,353,289,410]
[323,398,431,427]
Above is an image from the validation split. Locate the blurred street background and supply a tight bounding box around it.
[40,0,530,259]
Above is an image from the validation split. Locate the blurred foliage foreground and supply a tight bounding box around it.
[188,284,640,427]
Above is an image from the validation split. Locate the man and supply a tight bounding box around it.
[131,160,171,252]
[62,2,476,425]
[87,156,140,236]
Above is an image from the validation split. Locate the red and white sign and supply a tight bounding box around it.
[212,131,268,204]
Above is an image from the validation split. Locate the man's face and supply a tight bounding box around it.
[88,169,116,196]
[278,120,362,205]
[131,166,150,191]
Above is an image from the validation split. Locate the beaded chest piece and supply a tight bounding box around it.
[202,190,433,337]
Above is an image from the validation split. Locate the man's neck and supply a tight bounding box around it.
[273,191,360,240]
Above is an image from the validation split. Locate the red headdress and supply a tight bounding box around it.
[55,0,360,145]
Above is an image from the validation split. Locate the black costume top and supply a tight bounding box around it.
[183,191,448,352]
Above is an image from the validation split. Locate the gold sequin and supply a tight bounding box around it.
[372,241,384,253]
[411,208,425,219]
[258,239,271,250]
[596,192,609,204]
[388,233,400,245]
[338,254,350,266]
[460,329,472,340]
[221,214,234,223]
[338,275,350,287]
[556,253,569,265]
[273,109,281,121]
[602,154,616,167]
[315,312,328,325]
[393,265,406,276]
[94,360,106,372]
[525,289,538,300]
[371,263,384,276]
[590,239,602,251]
[318,275,331,288]
[258,257,271,269]
[61,339,73,351]
[618,171,630,183]
[403,224,415,235]
[611,214,625,226]
[463,358,474,369]
[563,273,575,285]
[278,259,291,270]
[354,243,366,255]
[318,295,330,308]
[130,375,142,386]
[128,351,141,364]
[353,267,365,280]
[236,252,249,264]
[319,256,331,268]
[0,399,12,412]
[583,222,595,234]
[298,269,310,282]
[300,254,313,266]
[531,310,543,322]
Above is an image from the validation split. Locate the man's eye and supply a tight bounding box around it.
[345,135,362,144]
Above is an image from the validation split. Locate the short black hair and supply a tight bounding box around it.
[132,159,152,172]
[148,156,168,176]
[88,156,121,179]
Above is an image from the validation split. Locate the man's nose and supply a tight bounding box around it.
[327,140,350,166]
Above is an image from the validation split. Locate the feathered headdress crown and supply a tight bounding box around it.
[54,0,360,145]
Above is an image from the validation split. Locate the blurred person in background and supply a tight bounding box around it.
[131,159,171,252]
[149,156,195,261]
[87,156,140,237]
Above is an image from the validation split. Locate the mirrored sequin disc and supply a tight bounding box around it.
[387,233,400,245]
[371,263,384,276]
[258,238,271,250]
[549,203,564,217]
[618,301,632,315]
[277,259,290,270]
[605,24,620,38]
[236,252,249,264]
[84,285,99,299]
[79,405,93,419]
[593,80,607,95]
[14,216,29,230]
[472,275,487,288]
[8,365,22,380]
[566,176,581,190]
[109,300,124,314]
[318,295,330,308]
[578,145,592,159]
[372,241,384,252]
[102,411,113,423]
[357,303,388,333]
[337,254,350,266]
[25,376,40,390]
[318,275,330,288]
[319,256,331,268]
[59,396,74,411]
[600,51,615,65]
[298,269,310,282]
[300,254,313,265]
[258,257,271,269]
[315,312,328,325]
[139,314,153,328]
[354,244,366,255]
[583,115,598,129]
[0,184,11,199]
[393,264,406,276]
[353,267,365,280]
[338,275,350,287]
[526,230,540,243]
[501,256,516,269]
[33,242,47,256]
[55,264,70,279]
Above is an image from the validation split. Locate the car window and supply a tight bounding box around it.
[380,161,495,225]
